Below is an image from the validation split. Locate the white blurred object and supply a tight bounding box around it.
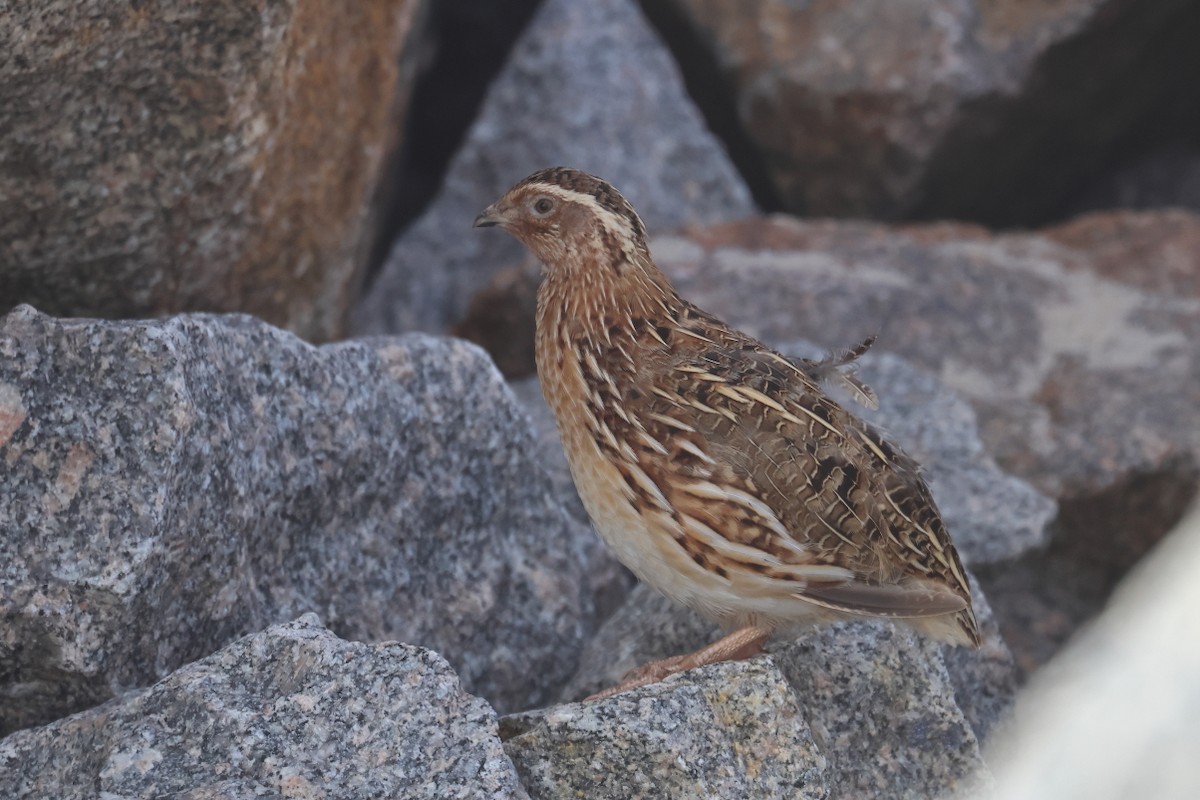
[988,501,1200,799]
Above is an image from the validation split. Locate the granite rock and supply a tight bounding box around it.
[509,377,587,529]
[940,576,1019,744]
[774,619,991,799]
[355,0,754,337]
[503,657,828,800]
[563,572,1016,743]
[555,584,991,799]
[508,377,635,622]
[650,0,1200,225]
[0,615,528,799]
[0,305,598,734]
[0,0,423,340]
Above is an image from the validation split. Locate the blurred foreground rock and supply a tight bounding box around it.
[990,504,1200,799]
[0,0,424,340]
[0,305,606,734]
[649,0,1200,225]
[356,0,754,337]
[0,615,528,799]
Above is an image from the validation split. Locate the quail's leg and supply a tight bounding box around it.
[587,625,772,701]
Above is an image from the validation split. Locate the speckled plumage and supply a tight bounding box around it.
[475,168,979,693]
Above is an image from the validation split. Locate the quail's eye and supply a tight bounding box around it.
[532,196,554,215]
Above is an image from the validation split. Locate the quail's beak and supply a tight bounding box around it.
[473,204,505,229]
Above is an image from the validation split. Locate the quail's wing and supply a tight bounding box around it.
[623,335,970,619]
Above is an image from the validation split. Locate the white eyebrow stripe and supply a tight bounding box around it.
[525,184,640,245]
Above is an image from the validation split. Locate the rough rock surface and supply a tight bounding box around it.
[0,305,601,734]
[649,0,1200,225]
[0,1,423,340]
[0,615,528,799]
[503,658,828,799]
[552,585,991,799]
[355,0,754,337]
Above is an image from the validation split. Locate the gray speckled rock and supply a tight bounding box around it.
[355,0,754,337]
[503,657,827,800]
[0,615,528,799]
[941,576,1019,744]
[508,377,635,621]
[0,305,598,734]
[557,585,991,799]
[774,620,991,799]
[0,1,423,341]
[509,377,588,529]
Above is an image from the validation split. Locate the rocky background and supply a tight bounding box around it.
[2,1,1198,797]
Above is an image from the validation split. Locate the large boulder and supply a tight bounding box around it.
[0,306,607,734]
[355,0,755,337]
[0,1,424,340]
[0,615,528,799]
[647,0,1200,225]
